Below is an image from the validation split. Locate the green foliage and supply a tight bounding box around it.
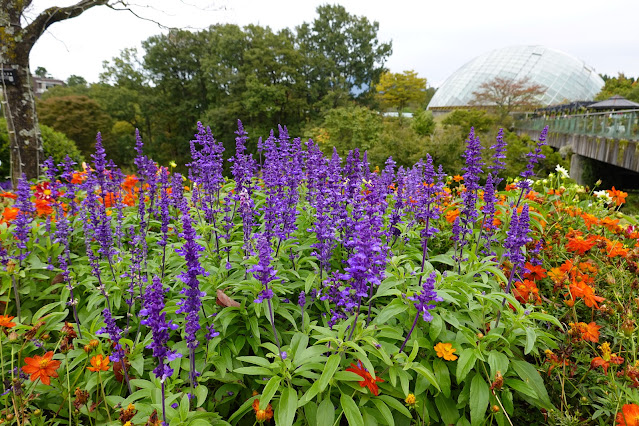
[0,120,83,179]
[376,70,427,112]
[596,73,639,102]
[310,105,382,157]
[411,109,436,136]
[442,109,496,138]
[40,123,85,165]
[37,95,112,158]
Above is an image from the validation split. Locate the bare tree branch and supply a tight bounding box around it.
[23,0,109,49]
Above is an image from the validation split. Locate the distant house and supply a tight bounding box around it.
[32,76,65,97]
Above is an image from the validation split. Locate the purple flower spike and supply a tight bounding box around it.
[140,276,182,382]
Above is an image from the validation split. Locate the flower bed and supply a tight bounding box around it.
[0,122,638,425]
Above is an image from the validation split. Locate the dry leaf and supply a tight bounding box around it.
[216,289,241,308]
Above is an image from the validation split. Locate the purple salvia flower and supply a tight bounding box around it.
[517,126,548,195]
[458,128,484,256]
[175,195,206,387]
[250,234,278,304]
[12,175,35,262]
[140,276,181,382]
[489,128,507,186]
[409,271,443,322]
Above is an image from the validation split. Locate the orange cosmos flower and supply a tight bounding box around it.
[1,206,19,224]
[523,262,547,281]
[617,403,639,426]
[0,315,16,328]
[566,235,596,255]
[582,322,602,343]
[434,342,458,361]
[452,175,464,182]
[570,321,601,343]
[22,351,62,385]
[0,191,17,200]
[606,240,629,258]
[581,213,599,230]
[591,342,624,374]
[609,187,628,206]
[87,354,111,372]
[252,398,274,422]
[445,209,460,224]
[35,199,53,216]
[346,361,385,396]
[513,279,542,305]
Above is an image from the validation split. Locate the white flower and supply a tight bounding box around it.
[555,164,569,179]
[594,190,613,204]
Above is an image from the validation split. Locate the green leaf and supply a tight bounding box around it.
[228,396,258,424]
[434,394,459,424]
[179,394,190,421]
[511,360,554,410]
[429,314,443,340]
[487,351,510,379]
[260,376,282,410]
[524,327,536,355]
[372,399,395,426]
[455,348,477,382]
[408,341,419,363]
[433,358,451,398]
[195,385,208,408]
[373,301,408,325]
[232,366,273,376]
[412,363,441,392]
[469,373,489,426]
[236,356,272,368]
[316,399,335,426]
[340,394,364,426]
[503,379,537,399]
[378,395,412,418]
[319,354,341,392]
[275,387,298,426]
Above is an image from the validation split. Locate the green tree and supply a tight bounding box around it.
[375,70,427,113]
[66,75,88,87]
[596,73,639,102]
[308,105,382,157]
[37,95,112,158]
[34,66,49,78]
[296,4,392,110]
[442,109,496,138]
[1,120,83,179]
[411,109,436,136]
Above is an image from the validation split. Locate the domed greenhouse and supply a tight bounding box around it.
[428,45,604,110]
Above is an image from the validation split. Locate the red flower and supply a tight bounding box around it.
[616,403,639,426]
[346,361,384,396]
[22,351,62,385]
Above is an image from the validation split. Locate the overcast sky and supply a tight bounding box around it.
[27,0,639,88]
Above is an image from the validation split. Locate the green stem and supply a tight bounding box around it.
[66,353,73,425]
[98,371,112,423]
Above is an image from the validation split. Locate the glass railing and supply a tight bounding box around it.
[516,109,639,141]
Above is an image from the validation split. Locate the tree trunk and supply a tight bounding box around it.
[1,61,44,186]
[1,0,110,187]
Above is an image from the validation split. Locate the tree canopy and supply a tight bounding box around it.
[375,70,427,113]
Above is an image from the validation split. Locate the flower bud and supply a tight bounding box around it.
[492,405,500,413]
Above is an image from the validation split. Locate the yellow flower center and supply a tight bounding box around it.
[39,359,49,368]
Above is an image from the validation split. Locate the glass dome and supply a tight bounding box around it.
[428,45,604,109]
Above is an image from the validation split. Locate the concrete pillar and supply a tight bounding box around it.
[570,153,588,185]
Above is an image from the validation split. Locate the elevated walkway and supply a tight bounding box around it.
[516,109,639,177]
